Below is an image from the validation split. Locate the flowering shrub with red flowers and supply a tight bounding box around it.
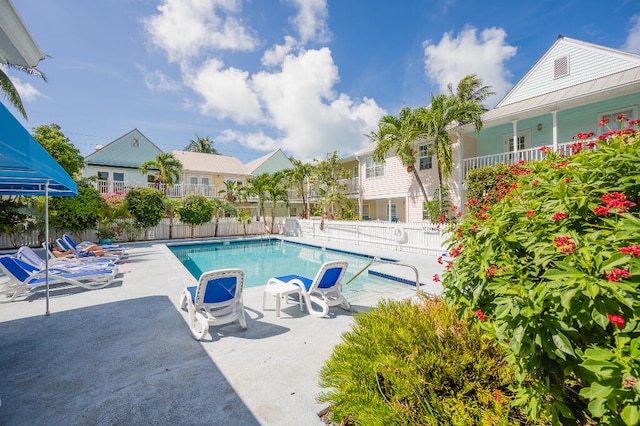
[443,120,640,424]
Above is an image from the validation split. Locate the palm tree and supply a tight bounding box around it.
[447,73,495,108]
[184,134,220,154]
[219,180,241,203]
[413,82,487,213]
[371,107,430,202]
[264,171,289,234]
[1,64,47,119]
[245,173,271,232]
[212,198,235,237]
[139,153,183,196]
[286,158,313,218]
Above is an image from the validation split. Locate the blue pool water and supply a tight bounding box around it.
[168,239,402,290]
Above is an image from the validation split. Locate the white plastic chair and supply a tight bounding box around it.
[265,260,350,317]
[179,268,247,340]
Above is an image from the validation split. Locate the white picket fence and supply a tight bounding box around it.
[1,217,450,256]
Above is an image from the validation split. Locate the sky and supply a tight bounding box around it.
[5,0,640,164]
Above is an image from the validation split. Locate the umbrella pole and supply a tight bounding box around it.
[45,180,50,316]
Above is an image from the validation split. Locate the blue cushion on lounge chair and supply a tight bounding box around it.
[185,276,239,304]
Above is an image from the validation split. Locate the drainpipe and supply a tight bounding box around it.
[356,155,363,218]
[552,110,558,151]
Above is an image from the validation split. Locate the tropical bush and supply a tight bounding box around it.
[318,296,534,425]
[177,194,213,238]
[50,184,103,237]
[125,188,165,231]
[443,119,640,424]
[465,163,515,215]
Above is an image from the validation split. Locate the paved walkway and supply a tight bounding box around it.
[0,237,446,425]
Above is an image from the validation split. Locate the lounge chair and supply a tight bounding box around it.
[0,256,117,302]
[179,268,247,340]
[55,238,123,263]
[265,260,350,317]
[63,233,123,251]
[17,246,117,272]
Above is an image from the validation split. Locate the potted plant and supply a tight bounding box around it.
[96,222,121,245]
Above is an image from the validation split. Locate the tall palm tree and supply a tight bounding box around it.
[139,153,183,196]
[264,171,289,234]
[372,107,430,202]
[286,158,313,218]
[413,84,486,213]
[219,180,241,203]
[447,73,495,108]
[184,134,220,154]
[1,65,47,119]
[245,173,271,231]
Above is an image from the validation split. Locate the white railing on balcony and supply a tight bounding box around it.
[462,139,590,178]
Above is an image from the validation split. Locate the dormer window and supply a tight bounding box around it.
[554,55,569,79]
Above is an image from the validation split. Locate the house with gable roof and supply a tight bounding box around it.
[83,128,164,194]
[340,35,640,223]
[244,148,293,175]
[453,35,640,208]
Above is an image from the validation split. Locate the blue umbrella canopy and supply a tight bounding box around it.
[0,101,77,315]
[0,102,77,196]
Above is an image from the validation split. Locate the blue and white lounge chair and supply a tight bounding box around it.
[265,260,350,317]
[0,256,117,302]
[63,233,123,251]
[17,246,116,272]
[179,268,247,340]
[55,238,122,263]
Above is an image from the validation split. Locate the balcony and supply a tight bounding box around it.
[462,139,592,179]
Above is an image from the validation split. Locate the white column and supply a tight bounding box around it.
[456,132,463,212]
[512,120,519,156]
[552,110,558,151]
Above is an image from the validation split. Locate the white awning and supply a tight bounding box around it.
[0,0,44,67]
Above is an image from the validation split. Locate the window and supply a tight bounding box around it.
[353,165,359,178]
[365,157,384,178]
[598,106,637,133]
[362,204,370,219]
[554,55,569,79]
[147,175,156,183]
[97,171,109,180]
[289,207,297,217]
[113,172,124,181]
[419,145,433,170]
[387,203,397,221]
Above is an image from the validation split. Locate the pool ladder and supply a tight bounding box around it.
[343,257,422,296]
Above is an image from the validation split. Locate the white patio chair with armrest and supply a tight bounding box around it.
[265,260,350,317]
[0,256,117,302]
[179,268,247,340]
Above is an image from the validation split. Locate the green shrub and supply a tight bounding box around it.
[465,163,515,215]
[125,188,165,230]
[318,297,532,425]
[443,123,640,424]
[177,194,213,237]
[50,183,102,236]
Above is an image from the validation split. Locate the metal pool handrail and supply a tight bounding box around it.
[343,256,421,295]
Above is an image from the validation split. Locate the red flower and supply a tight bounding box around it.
[531,179,540,186]
[539,146,550,155]
[476,309,486,321]
[432,274,440,283]
[437,256,443,265]
[554,236,576,255]
[607,314,625,328]
[596,192,636,214]
[552,212,568,221]
[564,177,571,184]
[526,210,535,218]
[486,265,498,277]
[619,244,640,257]
[493,389,503,404]
[449,245,463,258]
[597,118,610,127]
[624,377,638,388]
[605,268,631,282]
[594,206,609,216]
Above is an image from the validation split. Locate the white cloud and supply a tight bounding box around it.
[622,15,640,53]
[138,66,181,92]
[11,77,44,102]
[219,129,280,152]
[288,0,331,44]
[183,58,263,123]
[262,36,298,67]
[423,26,517,102]
[143,0,258,63]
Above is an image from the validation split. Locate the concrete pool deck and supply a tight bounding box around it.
[0,237,446,425]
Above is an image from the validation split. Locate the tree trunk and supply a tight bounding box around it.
[411,167,430,203]
[436,163,445,216]
[214,217,219,237]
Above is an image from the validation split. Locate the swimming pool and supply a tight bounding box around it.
[168,239,412,296]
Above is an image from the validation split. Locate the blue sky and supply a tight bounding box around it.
[6,0,640,163]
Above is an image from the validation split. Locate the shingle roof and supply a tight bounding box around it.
[172,150,250,176]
